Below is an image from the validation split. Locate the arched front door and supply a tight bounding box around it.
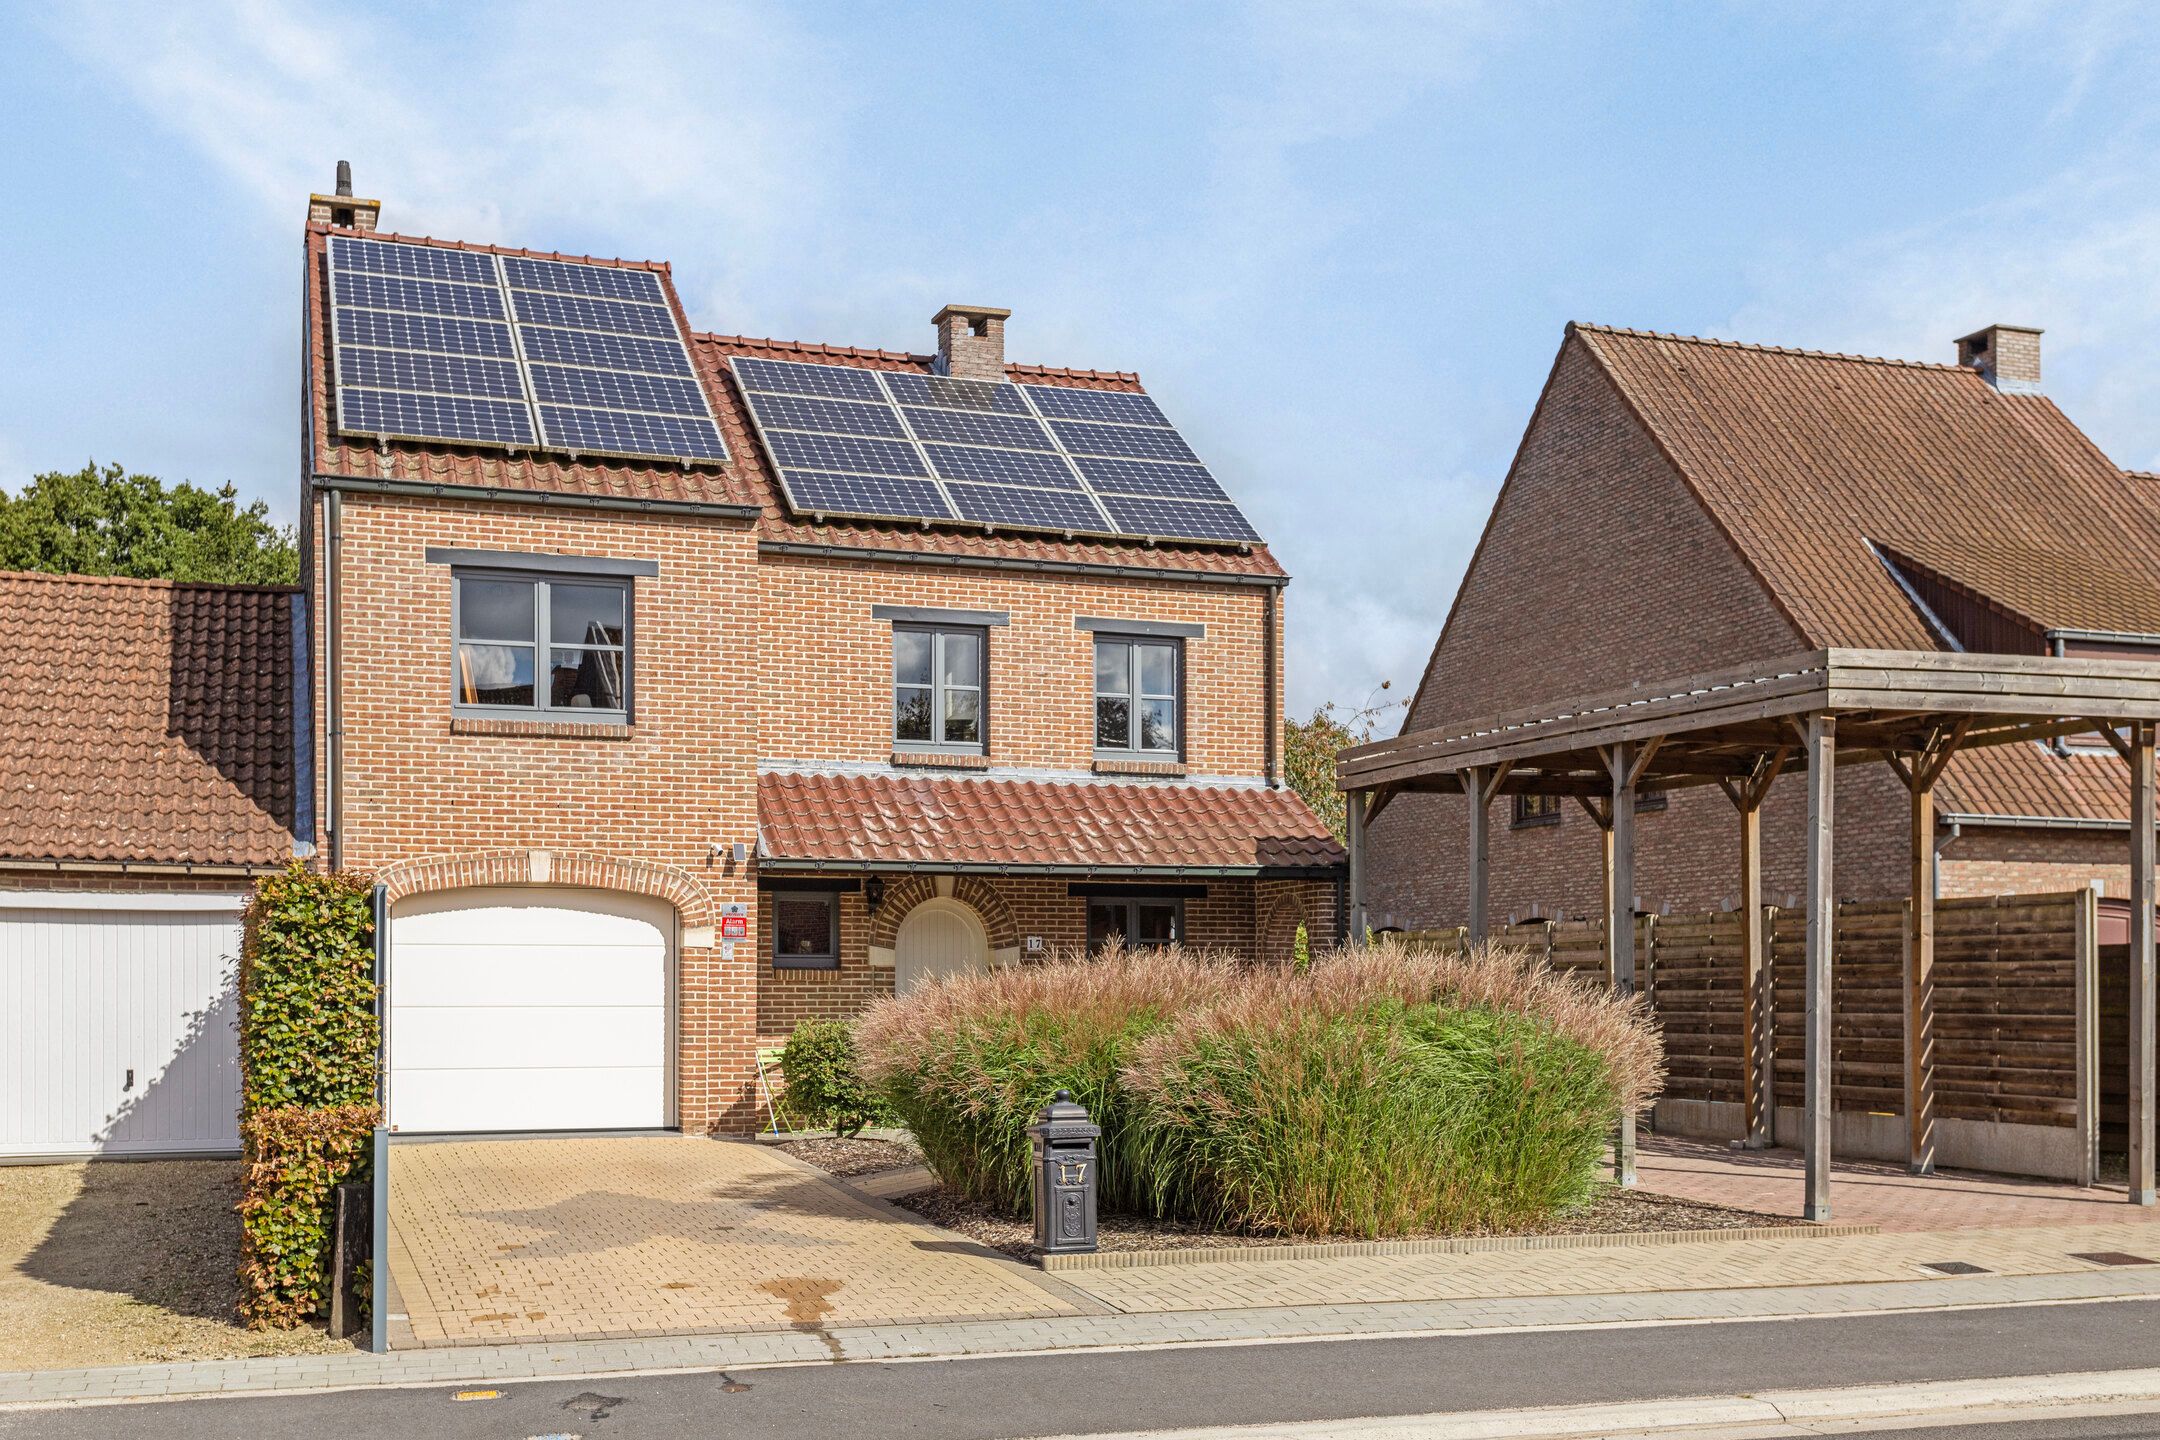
[895,899,990,995]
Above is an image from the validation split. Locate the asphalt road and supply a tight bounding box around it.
[7,1300,2160,1439]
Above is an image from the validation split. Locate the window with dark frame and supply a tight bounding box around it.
[1086,895,1184,950]
[1095,637,1180,757]
[772,890,839,969]
[1635,788,1668,813]
[1512,793,1562,828]
[454,572,629,717]
[893,624,986,752]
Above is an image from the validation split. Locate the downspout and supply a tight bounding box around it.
[1262,586,1279,788]
[325,488,344,871]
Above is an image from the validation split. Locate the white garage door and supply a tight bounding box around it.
[0,892,245,1160]
[389,887,672,1133]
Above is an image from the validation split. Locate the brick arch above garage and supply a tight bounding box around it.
[375,849,718,930]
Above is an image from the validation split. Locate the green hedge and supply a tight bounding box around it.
[236,863,380,1328]
[237,1104,379,1328]
[779,1019,886,1137]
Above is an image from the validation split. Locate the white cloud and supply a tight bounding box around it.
[38,0,831,279]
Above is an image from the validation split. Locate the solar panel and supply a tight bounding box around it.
[328,233,728,463]
[726,355,1259,546]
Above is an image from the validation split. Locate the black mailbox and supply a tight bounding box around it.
[1027,1089,1101,1255]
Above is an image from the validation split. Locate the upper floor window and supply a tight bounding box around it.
[1095,637,1180,758]
[1512,793,1562,828]
[455,573,629,717]
[894,625,985,752]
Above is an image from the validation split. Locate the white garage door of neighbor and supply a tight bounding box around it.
[0,892,245,1160]
[389,888,672,1133]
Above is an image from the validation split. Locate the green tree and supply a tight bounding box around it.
[0,461,297,584]
[1286,688,1406,843]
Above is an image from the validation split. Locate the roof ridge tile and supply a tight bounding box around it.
[1572,321,1971,374]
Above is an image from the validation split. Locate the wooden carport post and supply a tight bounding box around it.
[2092,717,2157,1205]
[1718,748,1786,1150]
[1602,740,1655,1187]
[1885,721,1967,1176]
[1463,764,1511,946]
[1344,789,1368,943]
[1800,714,1836,1223]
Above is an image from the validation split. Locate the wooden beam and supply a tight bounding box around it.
[1345,787,1368,943]
[1733,771,1771,1148]
[1363,782,1403,827]
[1803,713,1836,1222]
[1480,760,1516,805]
[1607,741,1638,1188]
[1574,794,1611,830]
[1465,765,1492,946]
[1906,774,1937,1175]
[2132,722,2156,1206]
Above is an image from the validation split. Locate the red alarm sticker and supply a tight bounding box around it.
[720,914,749,940]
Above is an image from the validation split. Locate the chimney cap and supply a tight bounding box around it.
[335,160,353,198]
[932,303,1012,325]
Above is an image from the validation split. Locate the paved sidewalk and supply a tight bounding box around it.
[385,1136,1078,1347]
[6,1261,2160,1408]
[1638,1136,2160,1231]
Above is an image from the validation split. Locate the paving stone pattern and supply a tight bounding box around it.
[384,1137,1077,1347]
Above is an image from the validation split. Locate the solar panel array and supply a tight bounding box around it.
[327,235,728,464]
[729,357,1259,546]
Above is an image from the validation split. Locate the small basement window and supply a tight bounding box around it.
[1087,895,1184,950]
[772,890,839,970]
[454,573,629,718]
[1512,793,1562,828]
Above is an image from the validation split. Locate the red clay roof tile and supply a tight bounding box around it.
[0,571,297,867]
[758,772,1341,872]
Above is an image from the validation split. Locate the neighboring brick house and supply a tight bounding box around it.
[299,184,1339,1137]
[1365,320,2160,931]
[0,572,302,1159]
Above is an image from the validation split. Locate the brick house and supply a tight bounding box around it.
[1364,320,2160,931]
[299,183,1339,1136]
[0,572,302,1159]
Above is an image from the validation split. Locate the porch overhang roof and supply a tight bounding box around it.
[1337,648,2160,798]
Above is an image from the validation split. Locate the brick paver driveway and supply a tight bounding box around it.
[382,1136,1079,1349]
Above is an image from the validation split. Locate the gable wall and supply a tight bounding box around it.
[1366,335,1912,926]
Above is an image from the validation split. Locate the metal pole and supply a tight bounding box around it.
[1608,743,1637,1187]
[1739,794,1770,1148]
[1803,714,1836,1222]
[2131,723,2156,1206]
[370,1125,389,1354]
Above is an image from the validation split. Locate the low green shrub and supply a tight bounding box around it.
[240,863,379,1111]
[237,1103,379,1328]
[1127,939,1664,1237]
[780,1019,886,1137]
[853,945,1238,1217]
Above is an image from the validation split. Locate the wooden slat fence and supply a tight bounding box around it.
[1401,891,2083,1131]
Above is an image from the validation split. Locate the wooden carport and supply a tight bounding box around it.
[1337,649,2160,1220]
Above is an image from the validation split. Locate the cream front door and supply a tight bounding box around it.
[894,900,989,995]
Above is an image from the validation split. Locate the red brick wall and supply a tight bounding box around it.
[312,491,763,1132]
[758,553,1278,775]
[1367,335,1809,929]
[1939,824,2131,900]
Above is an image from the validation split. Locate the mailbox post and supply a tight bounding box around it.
[1027,1089,1100,1255]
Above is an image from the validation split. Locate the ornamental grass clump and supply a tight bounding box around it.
[853,944,1237,1217]
[1125,938,1663,1238]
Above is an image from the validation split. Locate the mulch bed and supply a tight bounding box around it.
[887,1182,1805,1262]
[772,1134,923,1178]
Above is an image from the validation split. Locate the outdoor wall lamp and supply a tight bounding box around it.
[865,875,886,916]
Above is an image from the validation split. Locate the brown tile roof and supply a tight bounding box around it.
[305,225,1284,581]
[0,572,297,868]
[1575,324,2160,648]
[757,772,1342,873]
[1573,324,2160,822]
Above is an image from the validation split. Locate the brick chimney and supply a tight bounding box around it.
[933,304,1011,382]
[1954,323,2041,394]
[308,160,381,232]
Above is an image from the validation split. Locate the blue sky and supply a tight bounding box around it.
[4,3,2159,726]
